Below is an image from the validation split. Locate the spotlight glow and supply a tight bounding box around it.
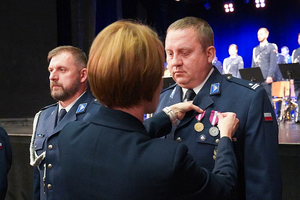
[255,0,266,8]
[223,1,234,13]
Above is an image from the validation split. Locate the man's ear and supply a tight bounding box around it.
[206,46,216,64]
[80,68,88,83]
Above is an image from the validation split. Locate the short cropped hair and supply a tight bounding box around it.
[167,17,214,51]
[88,20,165,108]
[47,45,87,68]
[229,44,238,50]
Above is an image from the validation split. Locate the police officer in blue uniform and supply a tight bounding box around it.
[251,28,277,102]
[156,17,282,200]
[29,46,101,200]
[223,44,244,78]
[0,126,12,200]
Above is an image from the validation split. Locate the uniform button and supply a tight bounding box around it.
[213,155,217,160]
[48,144,53,150]
[34,145,37,149]
[215,139,220,144]
[214,149,217,155]
[176,137,182,142]
[47,184,52,190]
[48,164,52,169]
[200,134,206,141]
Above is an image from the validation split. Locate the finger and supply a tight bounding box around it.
[217,113,224,120]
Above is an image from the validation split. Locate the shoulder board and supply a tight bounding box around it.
[40,103,58,111]
[92,98,101,105]
[225,75,260,91]
[161,83,177,93]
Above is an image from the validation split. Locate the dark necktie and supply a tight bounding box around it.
[186,89,196,101]
[57,109,67,124]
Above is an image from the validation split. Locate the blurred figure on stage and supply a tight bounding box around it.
[272,43,285,65]
[0,126,12,200]
[292,33,300,64]
[280,46,292,64]
[251,27,277,102]
[292,33,300,122]
[223,44,244,78]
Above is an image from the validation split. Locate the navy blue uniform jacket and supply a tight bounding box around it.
[58,106,237,200]
[0,127,12,200]
[31,91,101,200]
[155,68,282,200]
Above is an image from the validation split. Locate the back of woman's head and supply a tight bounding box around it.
[88,20,165,108]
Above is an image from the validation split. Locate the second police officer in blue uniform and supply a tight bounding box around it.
[29,46,101,200]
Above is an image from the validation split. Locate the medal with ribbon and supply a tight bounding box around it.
[209,110,220,137]
[194,110,206,132]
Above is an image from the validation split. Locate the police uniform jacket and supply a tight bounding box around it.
[0,127,12,200]
[58,106,237,200]
[30,91,101,200]
[251,42,277,79]
[154,68,282,200]
[223,55,244,78]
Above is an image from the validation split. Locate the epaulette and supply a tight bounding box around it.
[40,103,58,111]
[225,75,260,91]
[161,83,177,93]
[92,98,101,105]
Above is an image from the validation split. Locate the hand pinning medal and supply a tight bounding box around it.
[194,110,206,132]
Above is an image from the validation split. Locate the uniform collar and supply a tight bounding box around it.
[58,91,86,112]
[260,40,268,47]
[91,106,148,136]
[181,68,214,101]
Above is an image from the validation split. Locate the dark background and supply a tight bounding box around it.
[0,0,299,118]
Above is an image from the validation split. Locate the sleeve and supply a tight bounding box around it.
[143,111,172,138]
[244,87,282,199]
[292,49,296,63]
[237,57,244,78]
[268,45,277,78]
[32,166,41,200]
[251,48,256,68]
[171,137,237,200]
[0,127,12,200]
[223,58,228,74]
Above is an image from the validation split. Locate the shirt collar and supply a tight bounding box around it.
[58,91,86,112]
[260,40,268,47]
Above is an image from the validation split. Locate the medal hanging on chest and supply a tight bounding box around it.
[194,110,206,132]
[209,110,220,137]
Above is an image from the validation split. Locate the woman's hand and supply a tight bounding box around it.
[169,101,203,121]
[217,112,239,140]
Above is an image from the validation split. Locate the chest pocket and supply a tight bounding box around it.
[34,135,46,152]
[196,128,220,146]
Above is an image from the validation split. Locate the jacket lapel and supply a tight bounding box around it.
[52,91,93,134]
[165,85,182,106]
[178,68,223,128]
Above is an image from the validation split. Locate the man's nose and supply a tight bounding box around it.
[169,54,182,67]
[49,71,58,81]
